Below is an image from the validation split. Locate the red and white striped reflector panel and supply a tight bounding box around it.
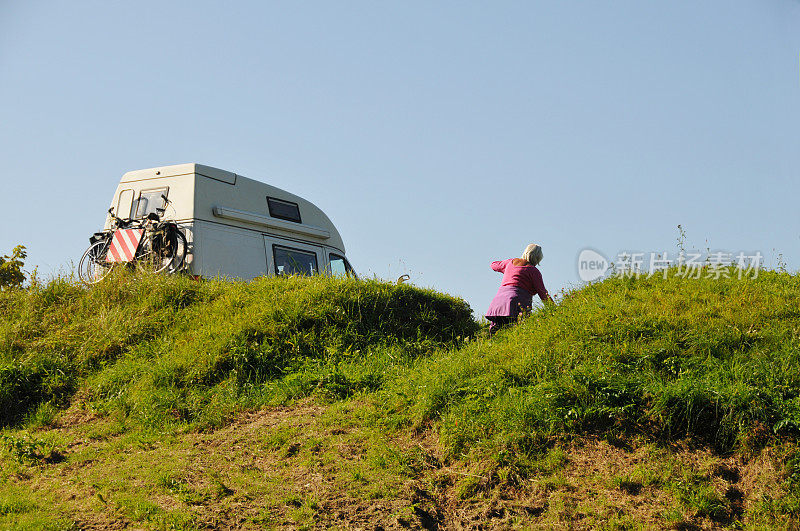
[106,228,144,263]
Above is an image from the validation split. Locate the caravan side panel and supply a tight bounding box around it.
[192,172,347,254]
[192,220,268,279]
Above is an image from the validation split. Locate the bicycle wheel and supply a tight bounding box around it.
[78,240,114,284]
[141,228,187,274]
[169,229,188,272]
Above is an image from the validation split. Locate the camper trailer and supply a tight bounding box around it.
[106,163,355,279]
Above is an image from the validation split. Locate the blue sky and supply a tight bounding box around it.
[1,1,798,314]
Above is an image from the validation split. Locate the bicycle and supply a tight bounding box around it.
[78,194,188,284]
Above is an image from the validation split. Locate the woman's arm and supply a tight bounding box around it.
[530,268,551,302]
[491,259,509,273]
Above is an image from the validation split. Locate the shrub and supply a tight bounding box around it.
[0,245,26,290]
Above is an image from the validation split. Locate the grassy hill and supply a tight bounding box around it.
[1,269,800,529]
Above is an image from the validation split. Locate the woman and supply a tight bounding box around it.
[485,243,551,335]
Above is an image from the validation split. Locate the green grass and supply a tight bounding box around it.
[0,270,477,429]
[2,267,800,527]
[385,269,800,458]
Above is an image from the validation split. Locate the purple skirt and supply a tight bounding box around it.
[485,285,533,319]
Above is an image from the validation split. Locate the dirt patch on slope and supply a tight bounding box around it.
[5,401,797,530]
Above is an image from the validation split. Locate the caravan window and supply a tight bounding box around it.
[267,197,302,223]
[274,245,318,276]
[117,189,134,219]
[329,253,355,278]
[132,188,168,218]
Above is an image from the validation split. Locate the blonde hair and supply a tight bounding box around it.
[522,244,543,266]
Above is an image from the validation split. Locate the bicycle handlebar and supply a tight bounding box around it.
[107,207,141,229]
[108,201,174,230]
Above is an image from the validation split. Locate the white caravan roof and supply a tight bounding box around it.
[116,163,346,253]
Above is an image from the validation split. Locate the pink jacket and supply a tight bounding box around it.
[490,259,549,300]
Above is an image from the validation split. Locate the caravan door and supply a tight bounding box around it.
[263,236,326,277]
